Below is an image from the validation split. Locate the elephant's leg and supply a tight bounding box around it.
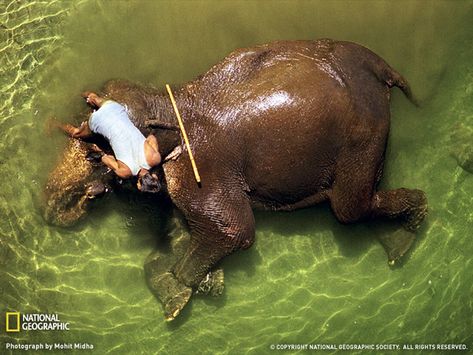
[329,154,427,264]
[195,268,225,296]
[167,221,225,295]
[145,227,225,320]
[144,233,192,321]
[371,188,427,264]
[164,192,255,320]
[147,233,225,293]
[371,189,428,232]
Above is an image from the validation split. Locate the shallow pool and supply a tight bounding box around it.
[1,1,472,354]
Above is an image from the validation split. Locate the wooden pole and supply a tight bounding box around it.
[165,84,201,184]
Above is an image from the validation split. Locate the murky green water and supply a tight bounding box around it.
[1,0,473,354]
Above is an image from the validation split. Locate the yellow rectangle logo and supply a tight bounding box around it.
[6,312,20,332]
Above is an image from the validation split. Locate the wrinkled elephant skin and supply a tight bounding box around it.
[44,39,427,320]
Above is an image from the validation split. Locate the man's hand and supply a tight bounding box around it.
[90,144,103,153]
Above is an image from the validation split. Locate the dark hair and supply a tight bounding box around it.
[139,172,161,193]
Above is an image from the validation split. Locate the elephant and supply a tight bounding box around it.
[43,135,225,298]
[44,138,114,227]
[43,39,427,320]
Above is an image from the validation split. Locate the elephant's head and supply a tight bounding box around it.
[43,138,114,227]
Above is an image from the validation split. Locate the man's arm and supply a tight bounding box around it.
[101,154,132,179]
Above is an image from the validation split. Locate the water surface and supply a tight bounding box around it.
[1,1,473,354]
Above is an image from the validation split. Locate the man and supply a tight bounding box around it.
[62,92,161,192]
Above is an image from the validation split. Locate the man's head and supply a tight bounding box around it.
[137,171,161,193]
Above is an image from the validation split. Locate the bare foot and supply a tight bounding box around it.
[81,91,104,109]
[164,145,182,162]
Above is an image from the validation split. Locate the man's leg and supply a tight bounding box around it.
[146,135,159,152]
[145,135,162,167]
[60,123,80,136]
[145,133,181,162]
[55,120,92,138]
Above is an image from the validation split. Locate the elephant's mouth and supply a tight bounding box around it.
[85,181,108,199]
[43,181,110,227]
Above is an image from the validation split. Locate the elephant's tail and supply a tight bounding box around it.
[367,53,419,107]
[336,41,419,107]
[383,67,419,107]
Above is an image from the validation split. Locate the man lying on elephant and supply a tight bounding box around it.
[61,92,162,192]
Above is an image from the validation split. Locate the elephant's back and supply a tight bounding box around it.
[191,39,392,126]
[194,39,344,94]
[184,40,392,206]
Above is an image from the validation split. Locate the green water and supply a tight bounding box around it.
[1,0,473,354]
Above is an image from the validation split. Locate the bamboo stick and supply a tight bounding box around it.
[165,84,201,184]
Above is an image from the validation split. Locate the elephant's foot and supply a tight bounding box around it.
[402,190,428,233]
[164,286,192,321]
[148,271,192,321]
[145,248,225,320]
[196,268,224,296]
[378,229,416,266]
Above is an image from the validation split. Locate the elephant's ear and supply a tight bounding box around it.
[145,119,179,131]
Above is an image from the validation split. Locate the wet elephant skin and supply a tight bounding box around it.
[43,139,114,227]
[45,39,428,320]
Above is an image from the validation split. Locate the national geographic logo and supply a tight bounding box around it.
[5,312,70,332]
[5,312,20,332]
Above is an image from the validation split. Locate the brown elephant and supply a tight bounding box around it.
[44,39,427,320]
